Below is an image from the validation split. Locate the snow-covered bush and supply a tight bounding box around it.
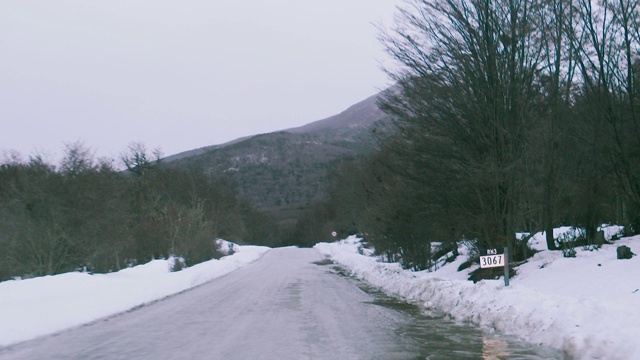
[556,228,583,257]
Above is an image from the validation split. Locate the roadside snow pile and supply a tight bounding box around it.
[315,233,640,360]
[0,242,269,347]
[217,239,241,255]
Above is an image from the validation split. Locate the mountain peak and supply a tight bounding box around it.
[164,90,388,163]
[285,92,386,135]
[164,89,390,226]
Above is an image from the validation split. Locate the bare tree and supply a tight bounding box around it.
[120,142,162,176]
[571,0,640,233]
[60,140,95,176]
[536,0,578,249]
[379,0,545,249]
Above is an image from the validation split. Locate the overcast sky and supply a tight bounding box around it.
[0,0,402,162]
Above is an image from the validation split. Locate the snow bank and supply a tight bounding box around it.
[0,243,270,347]
[315,234,640,360]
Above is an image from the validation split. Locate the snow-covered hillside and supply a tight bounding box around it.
[0,241,269,347]
[315,230,640,360]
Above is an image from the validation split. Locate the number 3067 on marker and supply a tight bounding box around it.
[479,254,505,268]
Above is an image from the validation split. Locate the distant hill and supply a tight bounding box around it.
[166,90,390,225]
[286,91,385,136]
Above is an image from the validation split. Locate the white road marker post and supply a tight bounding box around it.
[479,247,509,287]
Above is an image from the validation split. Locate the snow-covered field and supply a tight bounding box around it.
[0,241,270,347]
[315,229,640,360]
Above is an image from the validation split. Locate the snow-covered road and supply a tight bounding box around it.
[0,247,560,359]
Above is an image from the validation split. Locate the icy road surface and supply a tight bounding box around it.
[0,248,561,359]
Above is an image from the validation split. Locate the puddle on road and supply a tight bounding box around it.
[315,258,567,360]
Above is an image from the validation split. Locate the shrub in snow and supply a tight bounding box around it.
[216,239,238,256]
[512,236,537,262]
[562,246,577,258]
[557,228,582,257]
[616,245,635,259]
[169,256,187,272]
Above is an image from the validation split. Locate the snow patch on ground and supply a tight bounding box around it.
[315,234,640,360]
[0,243,270,347]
